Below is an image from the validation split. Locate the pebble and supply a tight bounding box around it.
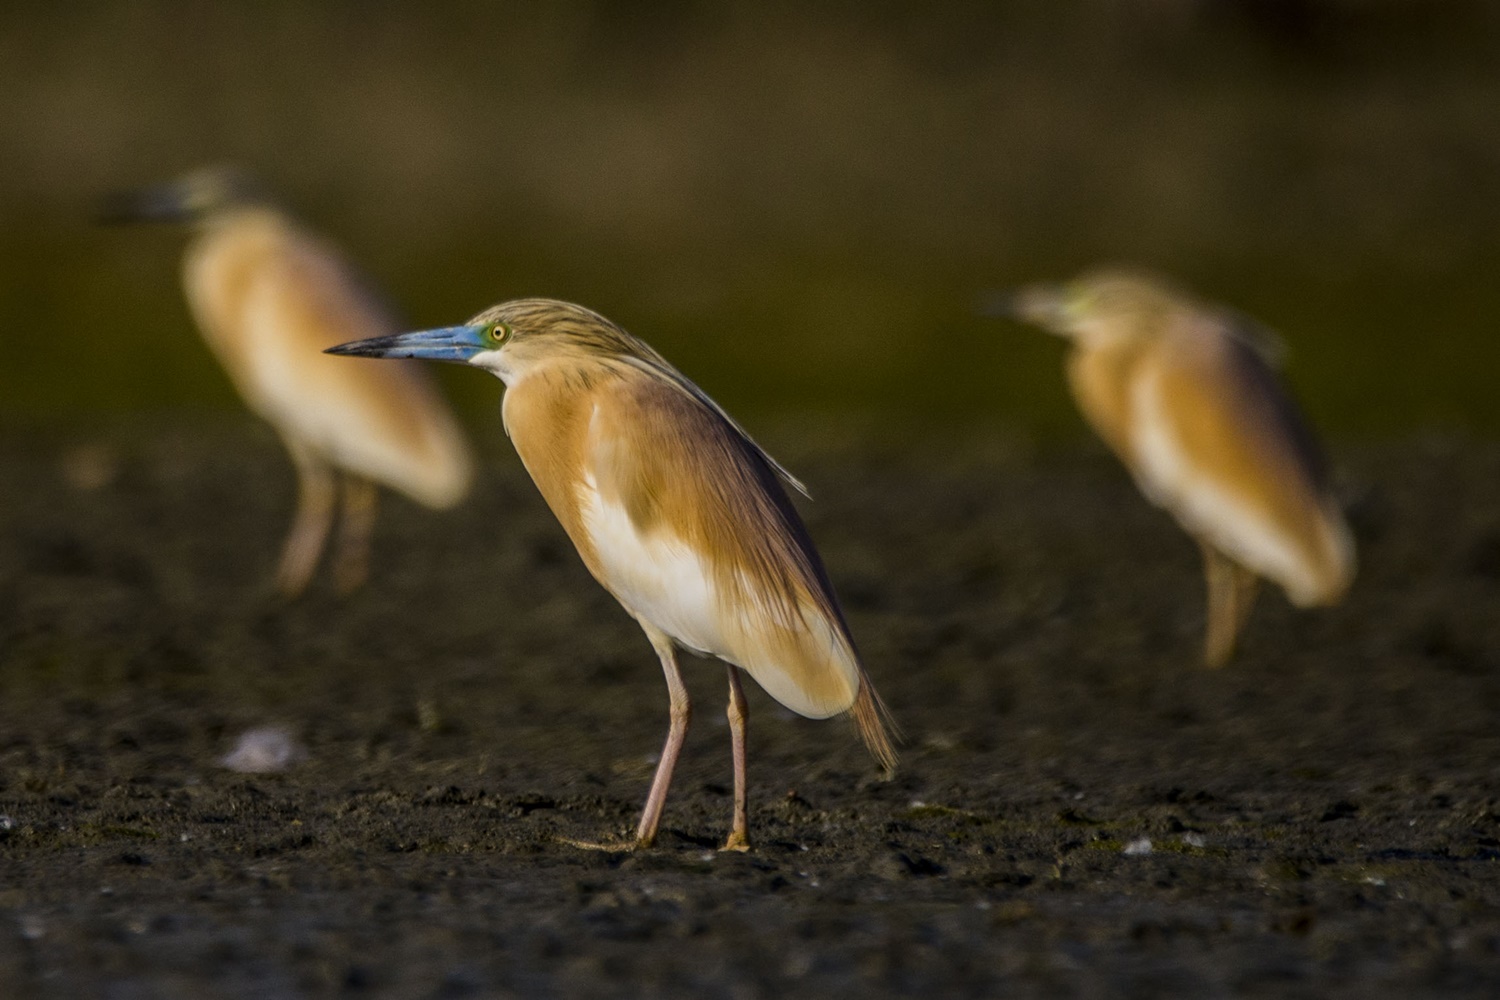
[219,727,307,774]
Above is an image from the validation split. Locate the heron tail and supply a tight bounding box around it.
[850,675,900,773]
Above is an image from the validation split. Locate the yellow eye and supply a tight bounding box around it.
[487,322,511,345]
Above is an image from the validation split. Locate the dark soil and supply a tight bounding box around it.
[3,422,1500,998]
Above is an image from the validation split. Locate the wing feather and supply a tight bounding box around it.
[619,355,810,498]
[585,370,856,717]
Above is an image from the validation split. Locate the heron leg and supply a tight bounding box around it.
[636,623,691,848]
[276,446,337,598]
[1202,543,1257,668]
[722,664,751,852]
[1232,563,1261,637]
[333,475,378,595]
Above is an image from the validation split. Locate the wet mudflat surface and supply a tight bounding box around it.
[2,422,1500,998]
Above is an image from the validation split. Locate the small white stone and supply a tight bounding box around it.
[0,815,13,831]
[219,727,307,774]
[1182,832,1206,848]
[1123,837,1154,856]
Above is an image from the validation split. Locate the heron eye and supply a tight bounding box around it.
[488,323,511,345]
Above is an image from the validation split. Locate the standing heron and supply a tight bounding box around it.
[1007,268,1355,666]
[101,167,473,595]
[327,299,896,850]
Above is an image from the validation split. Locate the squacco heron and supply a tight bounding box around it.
[1008,268,1355,667]
[327,298,896,850]
[101,167,473,595]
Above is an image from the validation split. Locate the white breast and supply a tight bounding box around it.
[577,470,731,658]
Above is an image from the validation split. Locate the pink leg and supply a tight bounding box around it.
[722,665,751,852]
[635,624,691,847]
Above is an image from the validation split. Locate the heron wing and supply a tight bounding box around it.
[1130,318,1352,603]
[579,369,860,718]
[619,355,810,497]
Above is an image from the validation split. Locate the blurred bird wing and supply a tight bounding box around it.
[578,369,859,719]
[1130,322,1352,604]
[1216,307,1288,369]
[1066,343,1143,464]
[185,216,472,507]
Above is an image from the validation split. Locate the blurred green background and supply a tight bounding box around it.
[1,0,1497,438]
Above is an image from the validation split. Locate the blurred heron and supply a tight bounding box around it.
[1007,268,1354,666]
[101,167,473,595]
[327,299,896,849]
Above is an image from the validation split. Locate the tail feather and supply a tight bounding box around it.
[849,674,900,773]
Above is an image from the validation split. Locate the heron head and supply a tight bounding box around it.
[1005,268,1183,346]
[324,299,640,385]
[98,165,270,226]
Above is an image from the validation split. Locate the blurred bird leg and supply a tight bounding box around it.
[1202,544,1235,667]
[334,475,378,594]
[1202,544,1260,668]
[277,446,337,597]
[723,665,751,852]
[1232,562,1261,640]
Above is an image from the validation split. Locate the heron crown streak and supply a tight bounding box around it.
[479,299,811,497]
[1055,270,1286,365]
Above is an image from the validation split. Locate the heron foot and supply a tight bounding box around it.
[719,832,751,853]
[554,835,639,853]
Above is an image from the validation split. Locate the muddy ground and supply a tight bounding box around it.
[1,421,1499,998]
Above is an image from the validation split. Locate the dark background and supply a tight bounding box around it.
[2,0,1497,437]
